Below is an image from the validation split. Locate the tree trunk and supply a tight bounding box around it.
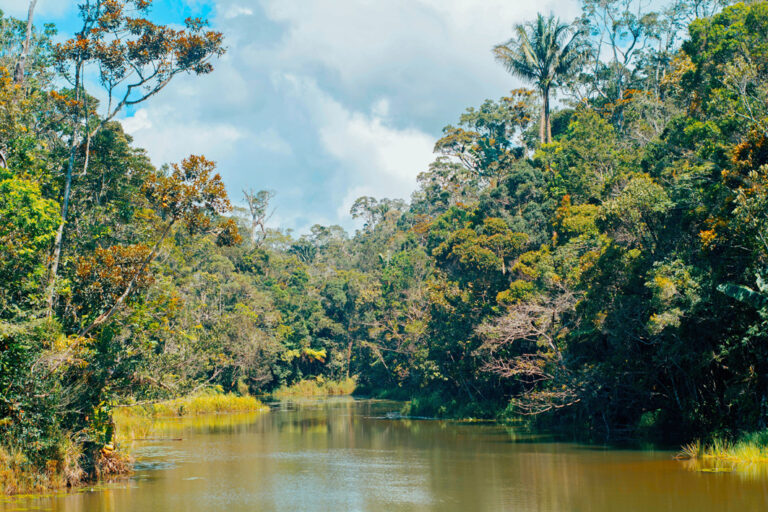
[45,143,76,313]
[46,63,83,313]
[539,90,547,144]
[346,338,353,378]
[544,87,551,144]
[13,0,38,85]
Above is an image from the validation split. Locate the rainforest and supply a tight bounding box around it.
[2,0,768,504]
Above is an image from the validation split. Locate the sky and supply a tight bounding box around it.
[3,0,581,233]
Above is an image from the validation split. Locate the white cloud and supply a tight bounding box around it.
[2,0,71,17]
[121,106,244,166]
[120,109,152,133]
[254,0,580,97]
[371,98,391,119]
[223,5,254,19]
[278,74,435,221]
[253,128,292,155]
[89,0,582,232]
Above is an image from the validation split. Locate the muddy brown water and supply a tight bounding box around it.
[3,398,768,511]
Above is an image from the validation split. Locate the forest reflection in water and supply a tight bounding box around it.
[3,398,768,512]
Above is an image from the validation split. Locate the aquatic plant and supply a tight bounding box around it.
[678,431,768,464]
[677,440,702,460]
[113,390,269,446]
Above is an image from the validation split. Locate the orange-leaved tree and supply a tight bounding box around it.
[47,0,226,312]
[77,155,240,338]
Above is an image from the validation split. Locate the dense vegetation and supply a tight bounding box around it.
[3,0,768,492]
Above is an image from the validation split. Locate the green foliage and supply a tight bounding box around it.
[0,175,59,314]
[718,282,766,310]
[7,2,768,494]
[537,109,632,202]
[493,14,589,143]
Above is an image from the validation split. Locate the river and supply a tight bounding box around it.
[3,398,768,511]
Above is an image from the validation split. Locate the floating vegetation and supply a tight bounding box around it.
[698,467,734,473]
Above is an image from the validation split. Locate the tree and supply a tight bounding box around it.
[243,189,274,245]
[350,196,406,232]
[577,0,660,107]
[46,0,226,312]
[0,170,60,315]
[434,90,535,183]
[597,174,672,250]
[493,14,587,144]
[13,0,37,85]
[78,155,239,338]
[477,285,579,415]
[535,108,633,203]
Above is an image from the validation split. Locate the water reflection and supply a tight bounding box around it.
[681,456,768,480]
[4,398,768,511]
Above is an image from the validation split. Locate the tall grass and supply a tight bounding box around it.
[272,377,356,399]
[678,430,768,463]
[0,437,85,495]
[116,391,268,419]
[0,446,40,495]
[113,390,268,443]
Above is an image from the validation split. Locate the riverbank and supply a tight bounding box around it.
[0,441,80,495]
[1,391,267,495]
[116,391,268,419]
[0,437,129,496]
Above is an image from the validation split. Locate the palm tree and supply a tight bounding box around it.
[493,14,586,144]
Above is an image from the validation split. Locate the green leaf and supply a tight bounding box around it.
[756,273,768,294]
[717,283,764,309]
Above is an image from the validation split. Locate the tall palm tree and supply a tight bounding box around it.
[493,14,587,144]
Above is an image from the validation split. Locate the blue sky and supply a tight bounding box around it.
[4,0,580,233]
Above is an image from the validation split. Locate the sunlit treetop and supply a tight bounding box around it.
[53,0,225,122]
[144,154,240,246]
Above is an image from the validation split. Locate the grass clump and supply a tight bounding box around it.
[678,430,768,463]
[272,376,356,398]
[115,390,268,420]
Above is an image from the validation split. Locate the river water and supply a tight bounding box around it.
[4,398,768,511]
